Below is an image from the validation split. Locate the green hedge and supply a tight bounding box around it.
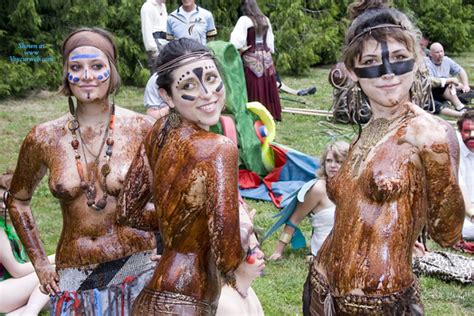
[0,0,472,98]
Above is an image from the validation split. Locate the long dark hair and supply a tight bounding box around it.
[240,0,269,36]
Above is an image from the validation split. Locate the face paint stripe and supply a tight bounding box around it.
[181,94,196,101]
[70,54,100,60]
[355,59,414,78]
[215,81,224,92]
[192,67,208,94]
[381,41,393,76]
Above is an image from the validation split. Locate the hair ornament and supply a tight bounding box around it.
[349,23,405,46]
[156,51,214,76]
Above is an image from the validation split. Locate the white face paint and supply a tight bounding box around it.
[164,58,225,130]
[68,46,111,103]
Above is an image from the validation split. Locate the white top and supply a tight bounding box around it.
[141,0,168,52]
[457,132,474,212]
[310,204,335,256]
[216,285,264,316]
[230,15,275,53]
[143,73,165,109]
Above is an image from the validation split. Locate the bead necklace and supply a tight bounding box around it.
[68,104,115,210]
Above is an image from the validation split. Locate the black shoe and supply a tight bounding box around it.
[297,86,317,96]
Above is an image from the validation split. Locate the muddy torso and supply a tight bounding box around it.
[316,105,430,295]
[143,118,242,304]
[17,107,156,268]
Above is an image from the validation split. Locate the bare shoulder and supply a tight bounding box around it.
[402,103,454,149]
[190,133,238,160]
[115,106,155,135]
[310,179,327,196]
[24,114,70,147]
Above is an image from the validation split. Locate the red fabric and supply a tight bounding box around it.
[220,115,238,146]
[238,169,261,189]
[262,145,288,207]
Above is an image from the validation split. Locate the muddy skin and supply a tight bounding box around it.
[310,103,464,314]
[118,117,243,315]
[7,106,156,271]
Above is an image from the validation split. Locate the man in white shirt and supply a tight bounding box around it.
[141,0,168,74]
[457,110,474,241]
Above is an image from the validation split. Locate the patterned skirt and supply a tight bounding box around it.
[132,288,215,316]
[50,250,155,316]
[310,268,424,315]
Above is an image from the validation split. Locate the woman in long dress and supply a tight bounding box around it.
[230,0,282,121]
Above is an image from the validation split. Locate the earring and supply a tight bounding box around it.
[168,107,180,128]
[68,96,76,116]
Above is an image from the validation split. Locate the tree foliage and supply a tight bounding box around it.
[0,0,472,98]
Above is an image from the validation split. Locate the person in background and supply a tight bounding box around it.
[166,0,217,45]
[144,71,169,119]
[425,42,472,113]
[141,0,168,74]
[0,171,55,315]
[454,110,474,252]
[230,0,282,121]
[216,208,265,316]
[268,141,349,261]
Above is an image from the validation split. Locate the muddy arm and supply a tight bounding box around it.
[6,127,58,293]
[117,141,158,231]
[422,122,465,247]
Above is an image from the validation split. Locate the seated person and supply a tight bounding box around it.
[0,171,55,315]
[216,208,265,316]
[425,42,472,112]
[275,73,316,96]
[268,141,349,260]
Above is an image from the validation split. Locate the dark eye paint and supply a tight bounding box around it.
[354,41,414,79]
[215,81,224,92]
[181,94,196,101]
[192,67,208,94]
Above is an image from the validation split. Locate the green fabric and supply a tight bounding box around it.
[208,41,268,176]
[0,216,27,281]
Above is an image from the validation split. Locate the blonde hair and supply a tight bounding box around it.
[316,141,350,179]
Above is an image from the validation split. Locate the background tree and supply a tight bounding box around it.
[0,0,472,98]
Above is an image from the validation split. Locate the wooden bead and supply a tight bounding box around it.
[106,138,114,146]
[71,139,79,149]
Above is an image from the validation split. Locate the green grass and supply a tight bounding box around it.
[1,52,473,315]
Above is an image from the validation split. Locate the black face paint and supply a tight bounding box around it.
[192,67,208,94]
[215,81,224,92]
[354,41,415,79]
[87,93,90,99]
[181,94,196,101]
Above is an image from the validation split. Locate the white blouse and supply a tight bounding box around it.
[230,15,275,53]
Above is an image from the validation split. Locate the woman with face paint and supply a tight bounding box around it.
[117,38,248,315]
[5,28,157,314]
[308,1,465,315]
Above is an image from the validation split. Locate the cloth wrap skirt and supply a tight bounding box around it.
[50,250,154,316]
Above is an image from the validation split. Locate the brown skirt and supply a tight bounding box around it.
[132,287,215,316]
[310,269,424,315]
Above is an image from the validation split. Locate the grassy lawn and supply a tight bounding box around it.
[1,52,473,315]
